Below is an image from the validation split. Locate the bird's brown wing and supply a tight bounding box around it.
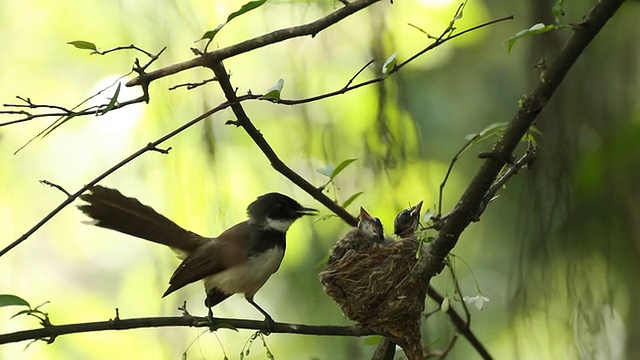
[162,221,250,297]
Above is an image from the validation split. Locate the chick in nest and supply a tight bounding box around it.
[326,207,390,266]
[394,201,424,238]
[319,201,427,360]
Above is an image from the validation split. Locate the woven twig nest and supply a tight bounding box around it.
[319,204,427,360]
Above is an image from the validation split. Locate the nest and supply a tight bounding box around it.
[319,237,429,359]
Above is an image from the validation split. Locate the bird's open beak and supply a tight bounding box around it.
[359,207,374,222]
[410,201,424,219]
[298,206,319,216]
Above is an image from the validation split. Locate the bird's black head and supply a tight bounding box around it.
[393,200,423,238]
[247,192,318,232]
[357,207,384,243]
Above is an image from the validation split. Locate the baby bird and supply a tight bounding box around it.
[320,201,427,360]
[327,207,385,265]
[393,201,423,238]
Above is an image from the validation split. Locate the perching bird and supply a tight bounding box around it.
[78,185,317,324]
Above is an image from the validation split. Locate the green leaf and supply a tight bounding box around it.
[67,40,98,52]
[464,122,508,141]
[316,164,335,178]
[460,122,509,157]
[0,294,30,308]
[342,191,364,209]
[445,0,469,33]
[10,309,33,319]
[41,112,77,139]
[200,23,225,41]
[227,0,267,23]
[330,158,358,180]
[260,78,284,101]
[452,0,469,21]
[382,52,397,77]
[99,83,121,115]
[505,23,556,53]
[552,0,565,24]
[529,125,543,136]
[200,0,267,42]
[316,254,330,268]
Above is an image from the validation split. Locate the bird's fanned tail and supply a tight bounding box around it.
[77,185,206,253]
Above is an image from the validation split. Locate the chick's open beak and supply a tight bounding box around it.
[359,207,374,222]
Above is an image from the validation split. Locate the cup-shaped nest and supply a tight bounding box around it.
[319,237,429,359]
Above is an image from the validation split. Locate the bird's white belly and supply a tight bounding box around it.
[203,247,285,297]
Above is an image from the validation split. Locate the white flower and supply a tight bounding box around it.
[463,294,490,310]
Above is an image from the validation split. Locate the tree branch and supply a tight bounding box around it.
[424,0,627,282]
[209,61,358,226]
[126,0,383,88]
[0,315,372,345]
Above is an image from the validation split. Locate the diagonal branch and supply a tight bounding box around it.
[425,0,627,272]
[208,61,358,226]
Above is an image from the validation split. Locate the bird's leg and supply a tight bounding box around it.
[204,289,231,331]
[207,307,217,332]
[247,298,275,333]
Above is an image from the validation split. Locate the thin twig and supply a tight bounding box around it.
[168,77,218,91]
[39,180,71,198]
[96,44,158,58]
[437,137,476,221]
[0,102,231,258]
[344,59,374,88]
[273,16,514,106]
[476,140,538,217]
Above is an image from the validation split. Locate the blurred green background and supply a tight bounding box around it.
[1,0,638,359]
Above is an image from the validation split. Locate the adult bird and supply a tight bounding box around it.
[78,185,317,324]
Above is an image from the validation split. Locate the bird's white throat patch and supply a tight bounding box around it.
[264,218,295,232]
